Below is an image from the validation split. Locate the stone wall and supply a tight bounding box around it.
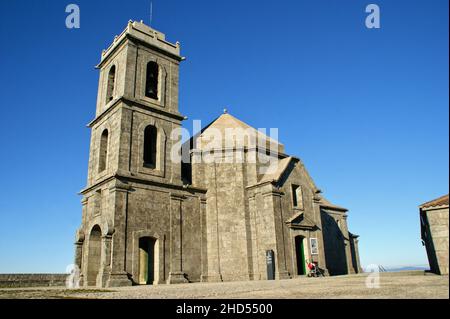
[425,207,449,275]
[320,210,349,275]
[0,274,67,288]
[124,183,205,284]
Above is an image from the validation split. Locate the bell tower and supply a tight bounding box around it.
[86,20,185,187]
[75,21,190,287]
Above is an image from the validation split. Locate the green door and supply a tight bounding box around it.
[295,236,306,275]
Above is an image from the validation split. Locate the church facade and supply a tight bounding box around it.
[74,21,361,287]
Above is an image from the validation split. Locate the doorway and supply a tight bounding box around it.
[295,236,306,275]
[87,225,102,286]
[138,237,157,285]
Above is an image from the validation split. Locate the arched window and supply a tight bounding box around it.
[145,61,159,99]
[143,125,157,168]
[98,129,109,172]
[105,65,116,103]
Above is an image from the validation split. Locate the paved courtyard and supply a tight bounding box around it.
[0,271,447,299]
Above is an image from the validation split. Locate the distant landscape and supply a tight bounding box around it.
[386,266,429,272]
[362,265,429,273]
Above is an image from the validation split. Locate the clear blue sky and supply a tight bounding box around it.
[0,0,448,273]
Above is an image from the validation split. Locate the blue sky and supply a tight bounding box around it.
[0,0,448,273]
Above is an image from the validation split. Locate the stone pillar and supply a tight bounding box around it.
[203,163,223,283]
[74,228,85,268]
[106,181,133,287]
[270,190,290,280]
[74,242,83,270]
[312,196,329,276]
[248,194,261,280]
[77,199,87,285]
[342,216,356,275]
[74,229,84,286]
[344,242,355,274]
[74,241,84,286]
[200,197,209,282]
[352,236,363,273]
[167,194,189,284]
[98,235,112,287]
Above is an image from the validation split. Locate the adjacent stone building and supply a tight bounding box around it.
[74,21,361,287]
[420,194,449,275]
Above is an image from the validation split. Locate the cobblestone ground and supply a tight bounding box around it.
[0,272,448,299]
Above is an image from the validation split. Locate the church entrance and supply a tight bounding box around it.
[138,237,157,285]
[87,225,102,286]
[295,236,306,275]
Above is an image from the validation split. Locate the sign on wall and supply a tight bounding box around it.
[310,238,319,255]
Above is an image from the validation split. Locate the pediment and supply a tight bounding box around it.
[285,211,317,230]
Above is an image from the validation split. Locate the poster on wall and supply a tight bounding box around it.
[310,238,319,255]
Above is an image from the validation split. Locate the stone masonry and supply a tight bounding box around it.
[74,21,361,287]
[420,194,449,275]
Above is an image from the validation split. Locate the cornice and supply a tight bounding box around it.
[87,96,185,128]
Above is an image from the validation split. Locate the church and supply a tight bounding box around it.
[74,21,362,287]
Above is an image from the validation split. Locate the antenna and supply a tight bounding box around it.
[149,1,153,27]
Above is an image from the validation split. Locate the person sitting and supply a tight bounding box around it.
[306,260,317,277]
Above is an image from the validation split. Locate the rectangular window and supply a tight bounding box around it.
[291,184,304,209]
[143,125,157,168]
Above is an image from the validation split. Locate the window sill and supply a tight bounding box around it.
[143,163,156,169]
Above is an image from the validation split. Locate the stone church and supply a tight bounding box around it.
[74,21,361,287]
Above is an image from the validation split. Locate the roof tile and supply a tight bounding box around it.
[420,194,449,208]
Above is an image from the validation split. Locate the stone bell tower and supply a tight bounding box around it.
[74,21,200,287]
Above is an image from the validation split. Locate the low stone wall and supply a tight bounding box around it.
[0,274,67,288]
